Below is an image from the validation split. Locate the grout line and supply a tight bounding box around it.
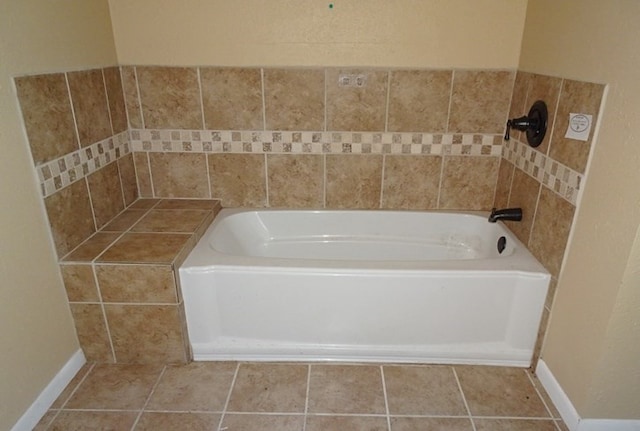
[84,177,99,232]
[264,153,270,207]
[39,409,61,430]
[119,67,133,130]
[213,411,308,417]
[90,261,117,363]
[506,161,515,206]
[58,224,123,263]
[490,157,500,208]
[217,362,241,431]
[322,154,327,208]
[142,409,225,414]
[130,146,145,201]
[295,412,390,418]
[445,70,455,134]
[133,67,145,129]
[57,408,144,413]
[384,71,391,133]
[56,363,96,410]
[130,365,167,431]
[452,367,477,431]
[89,229,129,263]
[204,153,213,199]
[379,155,386,208]
[525,369,559,422]
[197,68,207,129]
[64,72,82,152]
[302,364,311,431]
[68,300,182,306]
[436,155,445,209]
[323,69,328,132]
[261,69,267,131]
[470,415,559,421]
[101,68,115,137]
[146,152,156,198]
[53,408,489,419]
[380,365,392,431]
[528,161,545,249]
[545,79,563,157]
[115,157,128,209]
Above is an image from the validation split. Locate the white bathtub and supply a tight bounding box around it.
[179,209,550,366]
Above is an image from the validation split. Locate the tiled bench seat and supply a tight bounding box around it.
[59,198,221,364]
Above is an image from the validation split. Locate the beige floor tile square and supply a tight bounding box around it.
[474,418,559,431]
[131,209,210,233]
[51,363,94,408]
[455,366,549,417]
[60,264,99,302]
[97,233,190,264]
[69,304,114,363]
[308,365,386,414]
[146,362,237,411]
[221,413,305,431]
[101,209,148,232]
[65,364,163,410]
[154,199,219,210]
[390,417,474,431]
[105,304,187,364]
[226,363,307,413]
[62,233,120,263]
[306,415,388,431]
[32,410,58,431]
[129,198,161,209]
[135,412,221,430]
[530,372,562,419]
[47,411,138,431]
[384,365,467,415]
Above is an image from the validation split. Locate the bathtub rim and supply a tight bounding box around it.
[180,208,550,275]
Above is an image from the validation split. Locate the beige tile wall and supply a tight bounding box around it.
[16,64,604,367]
[121,66,515,134]
[120,65,517,210]
[16,68,136,258]
[497,71,605,366]
[130,134,503,210]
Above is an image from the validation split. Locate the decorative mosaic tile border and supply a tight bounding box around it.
[503,139,581,206]
[37,131,130,198]
[129,129,504,157]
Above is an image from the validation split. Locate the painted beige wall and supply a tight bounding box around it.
[0,1,117,429]
[520,0,640,419]
[108,0,527,68]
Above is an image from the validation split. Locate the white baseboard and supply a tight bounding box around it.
[578,420,640,431]
[536,360,640,431]
[10,349,86,431]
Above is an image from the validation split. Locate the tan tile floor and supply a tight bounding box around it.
[34,362,569,431]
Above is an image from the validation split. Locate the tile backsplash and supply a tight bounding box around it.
[496,70,604,366]
[123,66,515,133]
[129,129,503,209]
[16,65,602,260]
